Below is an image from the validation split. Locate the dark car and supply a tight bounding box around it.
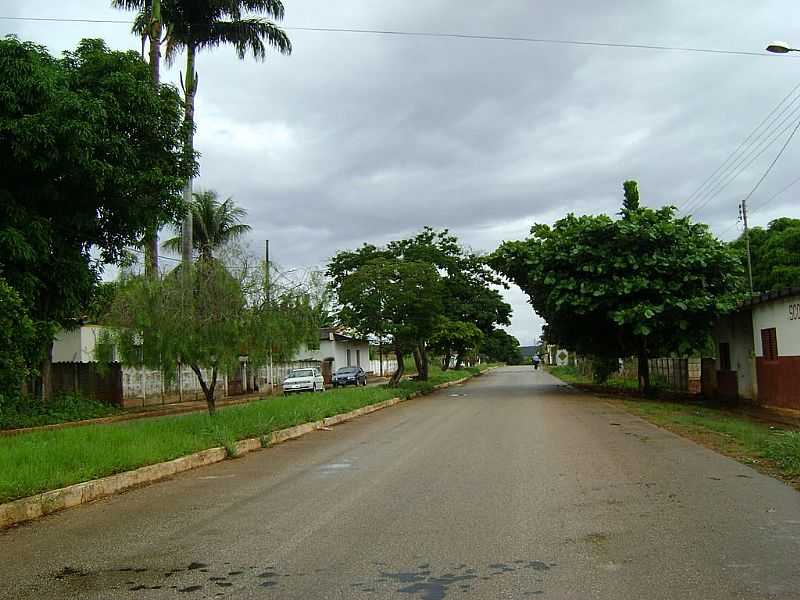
[332,366,367,387]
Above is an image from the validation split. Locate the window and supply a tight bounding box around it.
[761,328,778,361]
[356,349,361,367]
[719,342,731,371]
[346,348,351,366]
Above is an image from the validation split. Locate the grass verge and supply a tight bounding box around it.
[616,399,800,486]
[0,365,492,504]
[547,365,639,391]
[549,367,800,487]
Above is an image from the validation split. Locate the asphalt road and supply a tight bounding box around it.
[2,366,799,600]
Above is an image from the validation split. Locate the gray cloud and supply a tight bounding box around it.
[4,0,800,344]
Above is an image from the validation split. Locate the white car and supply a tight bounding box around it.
[282,368,325,394]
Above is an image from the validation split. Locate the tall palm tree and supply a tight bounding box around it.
[114,0,292,266]
[112,0,164,277]
[163,190,252,261]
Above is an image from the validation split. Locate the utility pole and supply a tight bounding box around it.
[739,200,755,295]
[266,240,273,392]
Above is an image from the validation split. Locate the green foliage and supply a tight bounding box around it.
[0,393,120,430]
[328,228,512,381]
[480,329,523,364]
[0,36,193,379]
[491,181,743,391]
[591,356,620,384]
[622,180,640,212]
[100,260,318,412]
[162,190,252,261]
[730,217,800,292]
[0,278,37,397]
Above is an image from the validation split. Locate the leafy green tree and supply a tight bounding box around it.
[390,228,511,371]
[0,37,193,399]
[163,190,251,261]
[101,260,317,414]
[490,181,743,393]
[429,318,484,370]
[328,246,443,385]
[114,0,292,264]
[730,217,800,292]
[481,329,523,364]
[0,278,37,401]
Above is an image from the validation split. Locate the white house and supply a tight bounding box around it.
[51,324,114,363]
[293,327,371,374]
[712,287,800,409]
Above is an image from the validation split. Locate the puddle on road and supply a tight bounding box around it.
[51,557,556,599]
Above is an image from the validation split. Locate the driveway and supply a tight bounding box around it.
[2,366,798,599]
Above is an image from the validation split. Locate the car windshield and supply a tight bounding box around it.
[287,369,314,379]
[337,367,358,374]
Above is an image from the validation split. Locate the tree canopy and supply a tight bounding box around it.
[0,36,193,398]
[490,181,743,391]
[731,217,800,293]
[101,259,319,414]
[328,228,512,384]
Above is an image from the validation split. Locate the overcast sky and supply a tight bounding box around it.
[3,1,800,345]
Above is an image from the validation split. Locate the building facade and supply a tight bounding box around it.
[712,288,800,410]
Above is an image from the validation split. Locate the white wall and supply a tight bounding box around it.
[52,325,115,363]
[51,328,82,363]
[752,294,800,358]
[713,309,756,400]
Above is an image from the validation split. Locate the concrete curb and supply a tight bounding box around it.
[0,367,495,530]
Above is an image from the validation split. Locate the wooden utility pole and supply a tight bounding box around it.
[740,200,754,295]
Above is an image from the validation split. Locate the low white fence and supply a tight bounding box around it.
[122,365,224,407]
[369,358,398,376]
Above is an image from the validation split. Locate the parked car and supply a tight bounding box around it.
[332,366,368,388]
[282,368,325,394]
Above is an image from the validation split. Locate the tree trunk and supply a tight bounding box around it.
[190,363,217,415]
[388,347,405,387]
[455,352,464,369]
[416,344,429,381]
[181,43,197,266]
[143,0,162,278]
[441,349,451,371]
[637,352,651,395]
[39,339,53,402]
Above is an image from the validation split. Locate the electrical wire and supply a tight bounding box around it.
[750,172,800,215]
[682,105,800,216]
[678,79,800,213]
[0,15,786,57]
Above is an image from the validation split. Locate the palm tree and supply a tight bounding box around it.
[112,0,164,277]
[163,190,252,261]
[113,0,292,265]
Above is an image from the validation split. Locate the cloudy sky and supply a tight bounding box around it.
[3,1,800,345]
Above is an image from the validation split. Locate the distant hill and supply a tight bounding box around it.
[519,346,541,358]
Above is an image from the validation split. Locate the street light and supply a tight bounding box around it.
[766,41,799,54]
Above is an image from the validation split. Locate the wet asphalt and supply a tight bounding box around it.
[2,366,799,600]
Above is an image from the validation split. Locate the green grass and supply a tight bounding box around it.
[548,365,639,390]
[0,365,492,504]
[549,365,800,484]
[0,393,122,430]
[619,400,800,478]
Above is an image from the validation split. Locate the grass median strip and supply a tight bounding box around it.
[0,365,490,504]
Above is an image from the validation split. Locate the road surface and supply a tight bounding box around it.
[2,366,799,599]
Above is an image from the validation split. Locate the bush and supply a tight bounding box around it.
[0,278,37,399]
[0,393,120,430]
[591,356,620,384]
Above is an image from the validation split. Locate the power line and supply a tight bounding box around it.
[678,78,800,213]
[750,172,800,215]
[682,105,800,216]
[0,15,788,57]
[740,118,800,207]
